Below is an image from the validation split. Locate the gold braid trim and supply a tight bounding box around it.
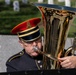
[35,60,40,70]
[8,51,24,62]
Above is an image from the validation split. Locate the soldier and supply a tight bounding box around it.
[6,17,76,72]
[6,18,43,72]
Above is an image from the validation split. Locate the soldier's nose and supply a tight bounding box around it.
[33,42,37,46]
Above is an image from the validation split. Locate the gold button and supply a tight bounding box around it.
[38,60,41,63]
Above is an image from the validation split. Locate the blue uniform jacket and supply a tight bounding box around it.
[6,49,43,72]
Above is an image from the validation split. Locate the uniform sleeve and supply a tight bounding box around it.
[6,50,24,72]
[6,62,17,72]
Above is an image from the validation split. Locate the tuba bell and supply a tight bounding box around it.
[34,3,76,69]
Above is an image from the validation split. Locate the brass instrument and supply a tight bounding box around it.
[34,3,76,69]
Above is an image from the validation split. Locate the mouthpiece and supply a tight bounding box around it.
[33,46,58,61]
[33,46,39,51]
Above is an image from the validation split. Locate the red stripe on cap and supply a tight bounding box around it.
[11,18,41,34]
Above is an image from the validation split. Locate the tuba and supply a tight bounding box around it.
[34,3,76,69]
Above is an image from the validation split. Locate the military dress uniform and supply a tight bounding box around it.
[6,49,43,72]
[6,18,43,72]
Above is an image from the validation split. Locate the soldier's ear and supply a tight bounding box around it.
[18,40,24,48]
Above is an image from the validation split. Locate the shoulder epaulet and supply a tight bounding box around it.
[8,50,24,62]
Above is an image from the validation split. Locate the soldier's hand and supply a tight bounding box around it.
[58,56,76,68]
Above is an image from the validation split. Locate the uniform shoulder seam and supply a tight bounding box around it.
[8,50,24,62]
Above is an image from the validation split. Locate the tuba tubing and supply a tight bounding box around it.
[33,46,58,61]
